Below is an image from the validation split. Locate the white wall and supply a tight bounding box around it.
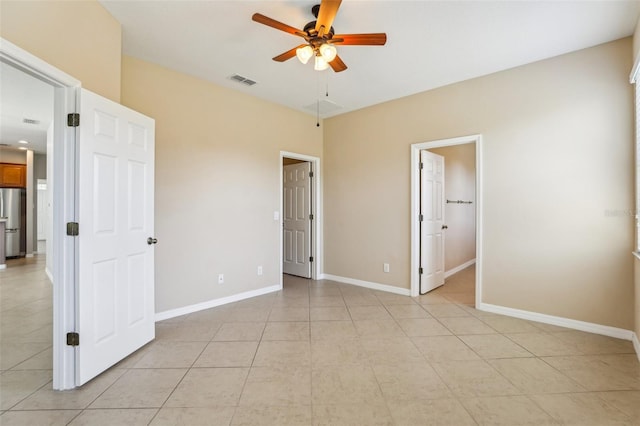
[33,153,46,252]
[25,149,33,256]
[46,122,53,279]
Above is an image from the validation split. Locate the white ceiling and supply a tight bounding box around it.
[101,0,640,118]
[1,1,638,153]
[0,61,54,155]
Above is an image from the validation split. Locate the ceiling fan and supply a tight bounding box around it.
[252,0,387,72]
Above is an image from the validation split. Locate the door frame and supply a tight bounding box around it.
[410,134,483,306]
[279,151,322,284]
[1,38,80,390]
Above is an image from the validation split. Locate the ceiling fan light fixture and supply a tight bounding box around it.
[319,43,337,62]
[314,55,330,71]
[296,45,314,64]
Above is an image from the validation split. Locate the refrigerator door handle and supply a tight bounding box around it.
[0,190,4,217]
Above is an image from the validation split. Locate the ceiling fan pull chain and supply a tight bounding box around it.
[326,72,329,97]
[315,71,321,127]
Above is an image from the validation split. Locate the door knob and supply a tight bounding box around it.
[147,237,158,245]
[441,225,448,230]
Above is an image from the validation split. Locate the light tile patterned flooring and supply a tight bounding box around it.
[1,256,639,425]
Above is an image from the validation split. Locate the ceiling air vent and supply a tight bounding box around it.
[23,118,40,125]
[229,74,257,86]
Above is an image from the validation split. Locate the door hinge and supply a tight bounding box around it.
[67,113,80,127]
[419,162,424,170]
[419,214,424,222]
[309,214,314,220]
[66,222,79,236]
[309,171,314,178]
[66,332,79,346]
[309,256,314,262]
[419,267,424,274]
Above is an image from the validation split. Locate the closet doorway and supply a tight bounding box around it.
[410,135,483,306]
[280,152,322,283]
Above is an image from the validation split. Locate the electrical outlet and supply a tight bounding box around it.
[218,274,224,284]
[257,266,263,276]
[383,263,390,273]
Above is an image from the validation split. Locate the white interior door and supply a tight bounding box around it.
[77,89,155,385]
[283,162,312,278]
[420,150,445,294]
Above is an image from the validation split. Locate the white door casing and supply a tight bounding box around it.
[283,162,312,278]
[1,37,81,390]
[77,89,155,385]
[420,150,445,294]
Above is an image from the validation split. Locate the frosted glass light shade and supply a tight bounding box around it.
[319,44,337,62]
[314,55,329,71]
[296,45,313,64]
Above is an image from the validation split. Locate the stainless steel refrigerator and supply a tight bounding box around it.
[0,188,22,257]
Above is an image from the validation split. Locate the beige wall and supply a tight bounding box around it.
[121,56,322,314]
[324,38,634,330]
[430,144,476,272]
[0,0,122,102]
[634,17,640,64]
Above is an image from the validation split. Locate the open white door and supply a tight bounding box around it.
[76,89,155,385]
[420,150,445,294]
[283,162,312,278]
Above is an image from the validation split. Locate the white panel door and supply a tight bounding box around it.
[420,150,445,294]
[77,89,155,385]
[283,162,312,278]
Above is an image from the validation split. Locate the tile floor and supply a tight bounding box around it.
[1,256,639,425]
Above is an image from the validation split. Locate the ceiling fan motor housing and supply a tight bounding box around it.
[303,21,335,40]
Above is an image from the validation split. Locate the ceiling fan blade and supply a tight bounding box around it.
[329,55,347,72]
[332,33,387,46]
[273,45,307,62]
[252,13,305,37]
[315,0,342,35]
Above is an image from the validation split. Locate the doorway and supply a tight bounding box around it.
[2,38,79,390]
[279,151,322,284]
[410,135,483,307]
[282,158,312,278]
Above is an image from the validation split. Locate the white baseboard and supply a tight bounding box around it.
[25,253,34,258]
[633,333,640,363]
[155,284,281,322]
[320,274,410,296]
[478,302,634,341]
[445,258,476,278]
[0,264,5,270]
